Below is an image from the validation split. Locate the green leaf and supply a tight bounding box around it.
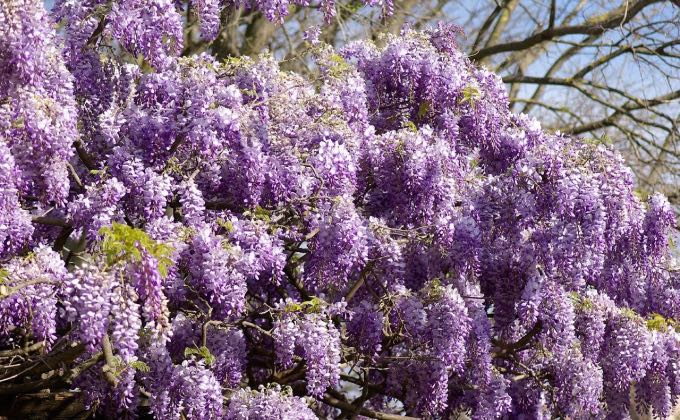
[223,56,245,66]
[11,117,25,129]
[184,346,215,366]
[646,313,679,333]
[403,120,418,133]
[342,0,363,13]
[199,346,215,366]
[417,100,430,120]
[99,223,174,276]
[130,360,150,373]
[301,296,325,312]
[633,188,650,202]
[329,54,345,65]
[285,302,304,313]
[285,296,326,313]
[184,347,201,357]
[620,307,643,322]
[569,292,594,311]
[426,278,444,300]
[253,206,272,222]
[217,218,234,233]
[460,85,481,107]
[584,134,612,146]
[327,53,351,78]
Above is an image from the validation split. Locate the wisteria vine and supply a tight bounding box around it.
[0,0,679,418]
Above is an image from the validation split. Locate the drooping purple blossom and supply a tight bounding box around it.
[305,197,369,293]
[0,246,67,348]
[347,301,383,356]
[0,0,77,204]
[225,385,317,419]
[273,310,342,397]
[142,343,224,419]
[0,141,33,259]
[109,0,184,69]
[128,249,169,330]
[68,177,126,239]
[62,263,115,351]
[186,227,247,320]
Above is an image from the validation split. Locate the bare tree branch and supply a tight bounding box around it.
[469,0,663,61]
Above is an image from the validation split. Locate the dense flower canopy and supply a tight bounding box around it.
[0,0,679,418]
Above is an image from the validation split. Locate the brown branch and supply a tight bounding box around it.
[0,391,89,418]
[0,279,56,299]
[53,226,75,253]
[511,98,586,125]
[0,352,101,397]
[645,116,679,186]
[470,0,662,61]
[548,0,556,29]
[241,321,273,338]
[85,15,108,47]
[563,89,680,135]
[201,320,222,347]
[471,4,503,51]
[165,133,187,164]
[519,33,601,114]
[213,6,244,60]
[1,343,86,381]
[65,162,84,189]
[344,262,375,303]
[503,76,679,132]
[494,0,590,74]
[572,39,680,79]
[481,0,519,51]
[493,321,543,356]
[0,342,44,358]
[284,264,310,301]
[322,393,419,420]
[204,198,240,211]
[0,376,60,396]
[241,13,277,56]
[73,140,97,171]
[503,75,669,110]
[31,216,72,228]
[101,335,119,387]
[65,352,103,382]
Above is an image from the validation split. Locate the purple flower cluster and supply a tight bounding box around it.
[305,198,369,293]
[143,344,224,419]
[68,177,126,239]
[1,0,77,204]
[0,6,679,419]
[109,0,184,69]
[274,310,342,396]
[62,263,115,351]
[347,301,384,356]
[383,284,472,416]
[0,246,67,348]
[186,228,247,320]
[129,249,169,329]
[0,141,32,258]
[225,385,317,419]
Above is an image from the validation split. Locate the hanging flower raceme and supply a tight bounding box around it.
[0,0,77,206]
